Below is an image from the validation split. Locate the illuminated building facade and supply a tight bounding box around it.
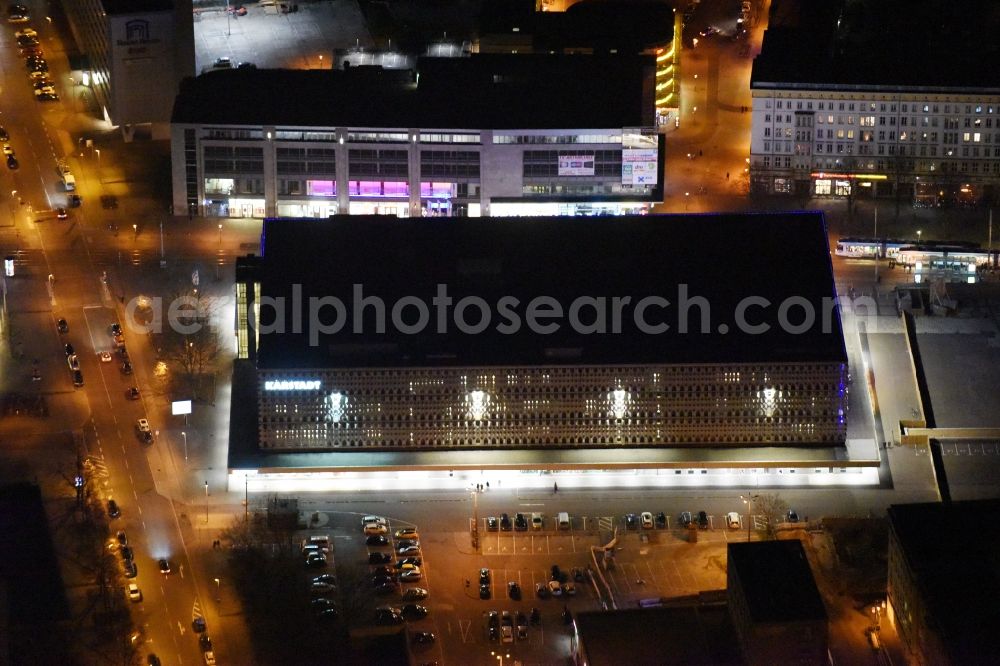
[171,54,661,219]
[61,0,194,132]
[750,0,1000,204]
[236,213,849,453]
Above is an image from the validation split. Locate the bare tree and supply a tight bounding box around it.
[755,493,789,540]
[156,288,223,401]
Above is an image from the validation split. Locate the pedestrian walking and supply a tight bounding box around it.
[698,149,703,157]
[726,172,730,180]
[554,482,558,493]
[486,481,490,489]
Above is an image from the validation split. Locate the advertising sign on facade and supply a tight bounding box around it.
[622,129,659,186]
[558,155,595,176]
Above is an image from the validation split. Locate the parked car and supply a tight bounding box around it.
[640,511,654,529]
[547,580,562,596]
[499,513,512,531]
[64,343,74,356]
[401,603,428,620]
[486,515,498,531]
[56,318,68,333]
[396,557,422,568]
[364,523,387,535]
[368,552,391,565]
[126,387,140,400]
[480,584,491,599]
[679,511,693,527]
[726,512,741,529]
[411,631,436,644]
[401,587,428,600]
[697,511,709,529]
[127,583,143,602]
[563,581,577,596]
[366,534,389,546]
[655,511,667,528]
[397,545,420,556]
[514,513,528,531]
[479,567,491,585]
[312,574,336,585]
[311,581,336,594]
[399,569,423,582]
[787,509,800,523]
[158,558,171,574]
[394,527,419,539]
[625,513,638,529]
[531,512,543,530]
[107,499,120,518]
[305,552,327,567]
[508,581,522,600]
[535,582,550,598]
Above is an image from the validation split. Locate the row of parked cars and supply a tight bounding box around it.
[486,609,533,644]
[363,515,433,642]
[10,21,59,102]
[487,511,544,531]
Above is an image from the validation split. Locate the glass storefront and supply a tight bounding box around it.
[348,201,410,217]
[277,201,339,218]
[490,201,651,217]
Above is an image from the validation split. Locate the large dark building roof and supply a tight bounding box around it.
[172,54,654,128]
[245,212,847,370]
[888,499,1000,662]
[574,605,742,665]
[752,0,1000,90]
[479,0,675,54]
[727,540,827,624]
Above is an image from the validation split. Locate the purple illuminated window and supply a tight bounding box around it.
[349,181,409,197]
[420,182,456,198]
[306,180,336,197]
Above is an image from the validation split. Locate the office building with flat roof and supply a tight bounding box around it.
[886,499,1000,665]
[170,54,662,219]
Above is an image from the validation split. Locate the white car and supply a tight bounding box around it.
[364,523,387,535]
[362,515,387,526]
[14,28,35,38]
[531,512,543,530]
[726,512,741,529]
[563,581,577,596]
[547,580,562,596]
[99,351,112,362]
[136,418,151,433]
[2,144,12,156]
[399,569,423,582]
[640,511,654,529]
[127,583,142,602]
[203,652,216,666]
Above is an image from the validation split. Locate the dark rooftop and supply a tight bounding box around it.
[573,605,742,665]
[172,53,654,128]
[102,0,173,14]
[887,499,1000,661]
[480,0,675,54]
[727,540,827,624]
[752,0,1000,90]
[246,212,846,369]
[0,484,70,625]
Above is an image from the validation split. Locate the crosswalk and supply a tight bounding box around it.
[1,247,234,272]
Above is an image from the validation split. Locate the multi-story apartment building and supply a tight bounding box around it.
[235,213,849,453]
[750,0,1000,205]
[170,54,662,219]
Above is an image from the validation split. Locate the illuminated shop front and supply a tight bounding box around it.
[171,56,663,219]
[810,172,887,198]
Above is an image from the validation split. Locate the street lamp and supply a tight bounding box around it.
[491,651,510,666]
[214,577,221,601]
[182,431,188,462]
[917,229,923,243]
[741,491,759,542]
[132,223,137,242]
[204,480,209,524]
[218,223,223,247]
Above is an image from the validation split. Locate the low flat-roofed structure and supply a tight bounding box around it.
[572,604,742,666]
[727,540,828,664]
[887,499,1000,664]
[234,212,849,453]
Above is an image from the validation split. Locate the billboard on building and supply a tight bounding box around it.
[622,129,659,186]
[558,155,595,176]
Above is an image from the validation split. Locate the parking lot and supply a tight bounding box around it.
[297,505,746,665]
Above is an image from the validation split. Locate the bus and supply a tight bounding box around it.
[834,237,980,259]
